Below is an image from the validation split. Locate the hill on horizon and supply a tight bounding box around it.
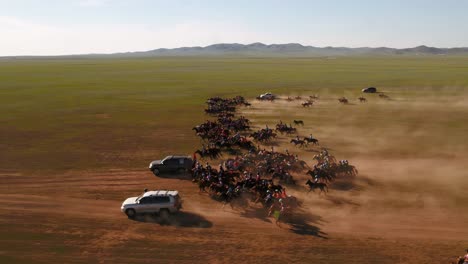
[3,43,468,58]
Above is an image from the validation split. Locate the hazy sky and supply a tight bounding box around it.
[1,0,467,55]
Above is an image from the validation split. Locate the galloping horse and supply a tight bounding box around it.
[293,120,304,126]
[290,139,307,148]
[302,101,313,107]
[358,97,367,102]
[338,97,349,104]
[194,148,222,159]
[306,179,328,193]
[304,137,319,145]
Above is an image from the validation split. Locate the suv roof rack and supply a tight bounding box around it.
[142,190,179,197]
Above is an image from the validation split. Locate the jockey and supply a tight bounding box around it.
[295,135,300,141]
[256,172,261,181]
[273,190,280,199]
[464,249,468,264]
[206,162,211,172]
[280,188,287,198]
[309,134,314,140]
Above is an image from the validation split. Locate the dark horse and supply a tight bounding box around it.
[306,179,328,193]
[338,97,348,104]
[293,120,304,126]
[290,139,307,148]
[194,148,221,159]
[304,137,319,145]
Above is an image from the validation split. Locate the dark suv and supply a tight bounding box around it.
[149,156,194,176]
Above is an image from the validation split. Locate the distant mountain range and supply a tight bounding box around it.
[103,43,468,57]
[4,43,468,58]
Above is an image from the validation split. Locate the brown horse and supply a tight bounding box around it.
[358,97,367,102]
[302,101,313,107]
[293,120,304,126]
[338,97,349,104]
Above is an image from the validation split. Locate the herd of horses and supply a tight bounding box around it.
[257,93,389,106]
[185,94,358,222]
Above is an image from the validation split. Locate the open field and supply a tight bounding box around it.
[1,57,468,263]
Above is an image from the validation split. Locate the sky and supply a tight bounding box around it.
[1,0,467,56]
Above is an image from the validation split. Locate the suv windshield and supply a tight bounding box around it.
[161,156,171,163]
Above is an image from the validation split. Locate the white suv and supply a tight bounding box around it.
[121,190,182,219]
[259,92,276,100]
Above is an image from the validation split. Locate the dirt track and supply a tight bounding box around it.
[1,94,467,264]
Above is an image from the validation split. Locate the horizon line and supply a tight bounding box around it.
[2,42,468,58]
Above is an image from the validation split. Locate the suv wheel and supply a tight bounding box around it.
[159,209,170,224]
[152,168,160,176]
[125,208,136,219]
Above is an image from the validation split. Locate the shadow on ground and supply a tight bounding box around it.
[283,210,328,238]
[130,212,213,228]
[154,172,193,181]
[236,203,328,238]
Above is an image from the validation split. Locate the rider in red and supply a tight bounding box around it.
[280,188,287,198]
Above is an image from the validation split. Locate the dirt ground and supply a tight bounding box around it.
[1,92,467,264]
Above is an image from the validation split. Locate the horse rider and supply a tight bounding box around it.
[309,134,314,140]
[463,249,468,264]
[201,144,206,154]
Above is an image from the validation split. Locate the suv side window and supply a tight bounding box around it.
[154,196,170,203]
[165,159,178,166]
[139,197,151,204]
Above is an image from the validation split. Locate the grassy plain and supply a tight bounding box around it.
[1,56,468,264]
[1,56,467,172]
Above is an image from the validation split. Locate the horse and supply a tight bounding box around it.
[293,120,304,126]
[306,179,328,193]
[379,93,390,99]
[309,95,319,100]
[271,172,296,185]
[302,101,313,107]
[194,148,221,159]
[295,96,302,100]
[290,139,307,148]
[304,137,319,145]
[198,179,211,193]
[358,97,367,102]
[306,169,334,183]
[338,97,349,104]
